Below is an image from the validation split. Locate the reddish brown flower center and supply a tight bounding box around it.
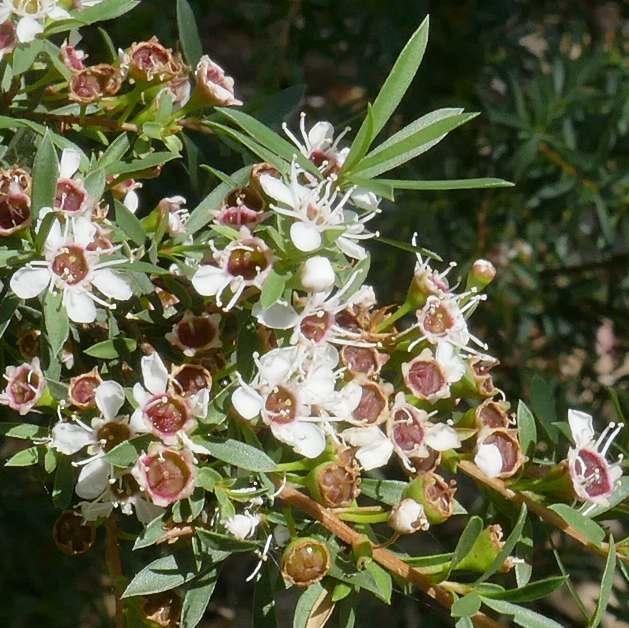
[176,316,217,349]
[392,408,425,451]
[217,206,262,227]
[265,386,297,424]
[576,449,612,498]
[9,366,40,405]
[70,72,101,100]
[423,303,453,334]
[318,463,356,507]
[484,431,518,473]
[53,511,95,556]
[132,43,170,72]
[69,375,100,407]
[226,244,269,280]
[352,383,386,424]
[406,359,445,397]
[0,20,16,50]
[425,475,452,515]
[478,402,509,428]
[300,310,334,343]
[51,245,90,285]
[145,450,192,498]
[96,421,131,452]
[172,365,212,396]
[55,179,87,213]
[0,192,30,232]
[283,540,330,585]
[146,395,189,435]
[342,346,380,376]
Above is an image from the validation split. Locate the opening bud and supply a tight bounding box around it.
[300,255,335,293]
[351,381,392,425]
[281,537,331,587]
[466,259,496,292]
[455,524,515,573]
[68,367,102,409]
[388,498,429,535]
[341,345,389,379]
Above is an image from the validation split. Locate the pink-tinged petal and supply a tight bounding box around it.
[129,407,149,433]
[271,421,326,459]
[474,443,503,478]
[63,288,96,323]
[10,267,50,299]
[290,221,321,252]
[16,16,43,43]
[140,352,169,395]
[132,383,152,408]
[191,265,230,296]
[95,380,125,422]
[52,421,94,454]
[76,457,110,499]
[91,269,133,301]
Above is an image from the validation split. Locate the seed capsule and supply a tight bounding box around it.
[281,537,331,587]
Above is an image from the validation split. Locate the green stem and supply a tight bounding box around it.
[375,301,414,333]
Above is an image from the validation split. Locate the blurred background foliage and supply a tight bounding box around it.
[1,0,628,626]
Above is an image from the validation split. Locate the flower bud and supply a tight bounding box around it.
[0,166,32,195]
[69,64,123,103]
[68,367,102,409]
[17,327,41,360]
[141,591,182,628]
[53,511,95,556]
[455,524,514,573]
[300,256,335,293]
[404,472,456,524]
[307,456,360,508]
[281,537,331,587]
[132,444,197,507]
[474,428,526,479]
[194,55,242,106]
[453,355,500,399]
[388,498,429,534]
[466,259,496,292]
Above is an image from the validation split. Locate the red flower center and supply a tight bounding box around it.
[406,359,445,397]
[51,245,90,285]
[478,402,509,428]
[55,179,87,213]
[69,375,100,407]
[392,408,425,452]
[132,44,170,71]
[352,383,386,424]
[300,311,334,343]
[226,244,269,280]
[0,192,30,232]
[172,365,212,396]
[96,421,131,452]
[484,431,518,473]
[176,316,217,349]
[342,346,379,376]
[146,395,189,435]
[423,303,453,335]
[145,451,191,499]
[265,386,297,424]
[576,449,612,498]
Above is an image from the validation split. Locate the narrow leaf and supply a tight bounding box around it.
[548,504,606,545]
[180,567,219,628]
[192,437,276,472]
[31,131,58,220]
[176,0,203,68]
[451,516,484,570]
[373,177,514,190]
[517,400,537,457]
[44,291,69,357]
[114,200,145,246]
[589,537,616,628]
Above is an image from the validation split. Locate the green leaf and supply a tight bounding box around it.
[133,514,167,550]
[476,503,527,583]
[5,446,40,466]
[352,16,429,147]
[480,598,564,628]
[350,111,478,178]
[52,455,76,509]
[105,435,153,468]
[365,561,392,603]
[293,582,334,628]
[589,537,616,628]
[0,423,48,440]
[451,594,481,618]
[106,151,179,176]
[97,133,130,168]
[180,567,219,628]
[451,516,484,570]
[217,108,319,177]
[176,0,203,68]
[517,400,537,457]
[31,131,58,220]
[114,199,145,246]
[83,168,106,201]
[186,165,251,235]
[84,337,137,359]
[195,529,258,553]
[0,294,19,339]
[44,291,69,358]
[359,478,406,506]
[481,576,567,603]
[12,40,43,75]
[260,269,288,310]
[548,504,605,545]
[35,211,59,253]
[122,551,198,598]
[373,177,514,190]
[530,374,558,443]
[342,104,374,172]
[192,437,276,472]
[455,618,474,628]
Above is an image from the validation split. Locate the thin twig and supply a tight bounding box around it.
[17,110,139,133]
[458,460,626,563]
[278,484,501,628]
[105,515,125,628]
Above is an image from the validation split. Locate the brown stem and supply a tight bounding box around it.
[105,515,125,628]
[458,460,625,562]
[17,110,139,133]
[278,484,501,628]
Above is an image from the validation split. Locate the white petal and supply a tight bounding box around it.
[301,366,336,405]
[336,236,367,260]
[258,347,298,387]
[72,216,96,247]
[43,217,64,255]
[271,421,326,459]
[290,221,321,252]
[356,439,394,471]
[59,148,82,179]
[48,7,71,20]
[342,425,383,448]
[141,352,169,395]
[307,121,334,149]
[188,388,209,418]
[191,265,230,297]
[231,386,262,420]
[91,269,133,301]
[425,424,461,451]
[76,457,110,499]
[95,381,125,421]
[253,302,299,330]
[259,174,294,206]
[16,16,43,43]
[129,407,148,433]
[568,409,595,447]
[0,8,11,21]
[124,189,139,214]
[63,288,96,323]
[475,443,503,478]
[132,383,152,408]
[10,267,50,299]
[52,422,94,454]
[351,188,380,212]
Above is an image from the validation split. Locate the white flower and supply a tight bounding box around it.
[260,163,377,257]
[51,380,130,500]
[195,55,242,106]
[0,0,70,44]
[300,255,335,293]
[191,227,272,311]
[567,409,623,506]
[388,498,429,534]
[54,148,92,216]
[224,513,260,540]
[165,311,221,357]
[10,216,132,323]
[340,425,394,470]
[0,358,45,415]
[158,195,189,236]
